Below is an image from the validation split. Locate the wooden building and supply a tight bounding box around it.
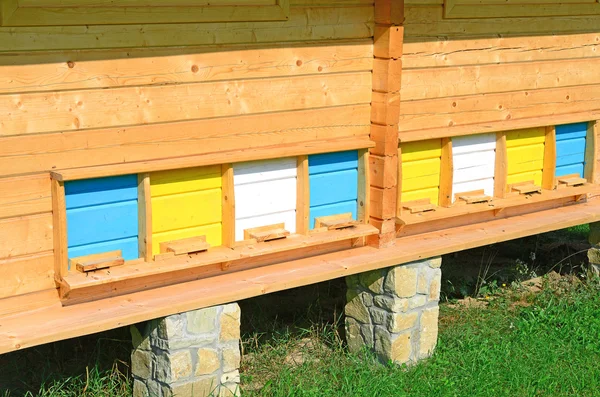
[1,0,599,373]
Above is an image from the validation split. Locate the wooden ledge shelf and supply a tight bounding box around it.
[2,201,600,355]
[59,224,378,305]
[397,184,599,228]
[51,137,375,182]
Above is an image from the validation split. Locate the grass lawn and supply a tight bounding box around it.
[1,226,599,396]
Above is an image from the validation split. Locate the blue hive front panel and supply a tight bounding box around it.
[555,123,587,178]
[308,151,358,229]
[65,175,139,262]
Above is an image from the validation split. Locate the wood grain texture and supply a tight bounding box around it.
[0,72,371,137]
[585,121,598,184]
[542,126,557,190]
[0,6,374,51]
[0,105,369,178]
[150,166,222,256]
[233,158,297,241]
[65,175,139,261]
[0,213,53,259]
[0,41,373,94]
[308,151,358,229]
[0,252,55,299]
[451,133,496,200]
[0,174,51,219]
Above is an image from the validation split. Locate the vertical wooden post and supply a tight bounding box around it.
[438,137,453,207]
[51,177,68,282]
[296,155,309,234]
[358,149,370,224]
[542,125,556,190]
[584,121,598,184]
[221,164,235,247]
[369,0,404,247]
[137,173,152,261]
[494,132,508,198]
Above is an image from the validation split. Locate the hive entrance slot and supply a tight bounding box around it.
[456,189,492,204]
[402,199,436,214]
[314,213,358,230]
[70,250,125,273]
[244,223,290,242]
[558,176,587,187]
[159,236,210,256]
[511,182,542,195]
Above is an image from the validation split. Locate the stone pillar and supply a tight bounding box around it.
[131,303,241,397]
[588,222,600,277]
[345,257,441,365]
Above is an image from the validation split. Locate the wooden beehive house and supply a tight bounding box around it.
[0,0,599,354]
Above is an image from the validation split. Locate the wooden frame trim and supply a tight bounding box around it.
[399,111,600,143]
[542,126,557,190]
[358,149,370,224]
[296,155,309,235]
[60,224,379,305]
[438,137,453,208]
[0,0,290,26]
[51,178,68,283]
[221,164,235,248]
[494,132,508,199]
[444,0,600,19]
[137,173,152,262]
[51,137,375,182]
[585,121,599,184]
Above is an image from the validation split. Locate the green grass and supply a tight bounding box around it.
[243,275,600,397]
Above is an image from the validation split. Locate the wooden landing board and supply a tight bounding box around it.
[60,224,378,305]
[314,213,358,230]
[558,177,587,187]
[458,194,492,204]
[511,184,542,195]
[2,200,600,354]
[402,199,436,214]
[76,257,125,273]
[244,224,290,242]
[159,236,210,256]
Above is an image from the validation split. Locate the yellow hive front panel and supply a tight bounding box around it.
[506,127,545,186]
[401,139,442,206]
[150,166,222,255]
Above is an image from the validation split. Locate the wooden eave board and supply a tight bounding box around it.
[398,184,599,226]
[51,137,375,182]
[2,200,600,354]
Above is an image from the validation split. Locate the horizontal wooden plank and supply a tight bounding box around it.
[0,105,370,177]
[402,57,600,101]
[0,252,55,299]
[0,174,51,219]
[51,136,375,181]
[0,41,373,94]
[404,6,600,37]
[1,72,371,136]
[0,214,53,259]
[2,200,599,353]
[398,84,600,139]
[61,225,378,304]
[403,32,600,69]
[0,7,373,52]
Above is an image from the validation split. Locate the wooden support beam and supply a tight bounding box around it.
[585,121,599,184]
[51,178,68,282]
[358,149,370,224]
[542,125,557,190]
[221,164,235,248]
[296,155,309,235]
[137,173,152,262]
[494,132,508,199]
[438,137,453,207]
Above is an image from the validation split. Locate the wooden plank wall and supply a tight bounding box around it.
[0,0,374,299]
[400,1,600,140]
